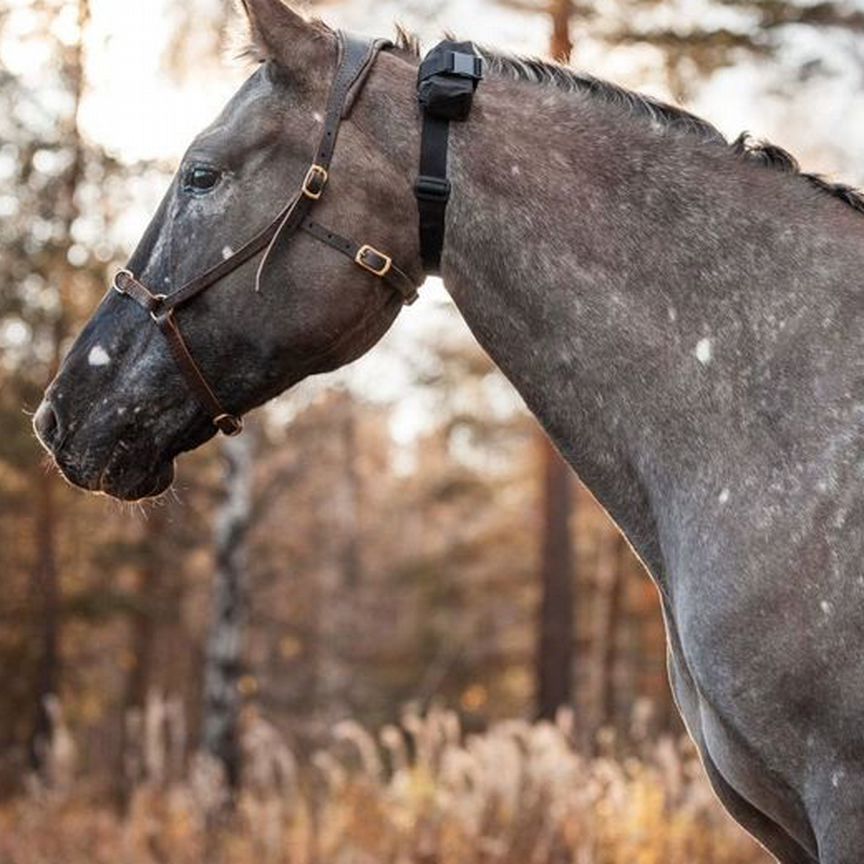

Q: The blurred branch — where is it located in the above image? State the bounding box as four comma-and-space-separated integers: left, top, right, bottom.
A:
717, 0, 864, 31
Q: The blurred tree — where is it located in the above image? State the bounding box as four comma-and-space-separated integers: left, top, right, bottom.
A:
498, 0, 863, 101
310, 391, 362, 726
0, 0, 236, 794
497, 0, 590, 61
202, 428, 257, 791
550, 0, 574, 61
585, 529, 625, 745
535, 435, 574, 720
0, 0, 96, 777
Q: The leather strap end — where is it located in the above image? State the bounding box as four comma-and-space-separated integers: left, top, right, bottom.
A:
214, 414, 244, 436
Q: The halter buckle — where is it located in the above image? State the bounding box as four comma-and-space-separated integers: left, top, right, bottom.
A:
355, 245, 392, 278
112, 268, 134, 295
302, 164, 328, 200
214, 414, 244, 436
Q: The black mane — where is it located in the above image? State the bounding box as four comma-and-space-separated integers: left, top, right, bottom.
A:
394, 28, 864, 216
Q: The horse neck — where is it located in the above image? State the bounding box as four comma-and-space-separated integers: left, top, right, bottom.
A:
434, 76, 864, 579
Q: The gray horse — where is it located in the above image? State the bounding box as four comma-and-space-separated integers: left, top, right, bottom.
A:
32, 1, 864, 859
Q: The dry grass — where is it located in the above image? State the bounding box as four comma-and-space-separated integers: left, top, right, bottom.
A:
0, 705, 771, 864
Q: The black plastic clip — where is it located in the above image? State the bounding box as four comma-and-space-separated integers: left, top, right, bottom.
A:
414, 175, 452, 203
449, 52, 484, 80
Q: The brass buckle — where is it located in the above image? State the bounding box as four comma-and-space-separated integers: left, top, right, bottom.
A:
302, 164, 328, 200
112, 268, 134, 295
214, 414, 244, 436
355, 244, 392, 278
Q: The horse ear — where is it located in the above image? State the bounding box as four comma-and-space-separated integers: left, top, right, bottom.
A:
237, 0, 323, 67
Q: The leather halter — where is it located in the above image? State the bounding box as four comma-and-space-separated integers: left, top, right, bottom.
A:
112, 33, 418, 437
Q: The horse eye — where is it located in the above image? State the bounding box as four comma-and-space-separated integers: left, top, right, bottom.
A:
183, 166, 222, 194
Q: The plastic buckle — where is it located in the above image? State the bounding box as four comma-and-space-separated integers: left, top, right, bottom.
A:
355, 244, 392, 278
450, 52, 483, 79
414, 175, 451, 203
214, 414, 244, 436
302, 164, 328, 200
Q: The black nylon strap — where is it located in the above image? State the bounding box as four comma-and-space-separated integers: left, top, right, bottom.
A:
415, 116, 452, 274
414, 41, 482, 276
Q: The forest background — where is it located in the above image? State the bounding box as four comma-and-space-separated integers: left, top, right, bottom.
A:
1, 0, 862, 861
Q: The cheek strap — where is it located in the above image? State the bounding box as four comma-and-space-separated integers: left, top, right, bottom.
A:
113, 270, 244, 436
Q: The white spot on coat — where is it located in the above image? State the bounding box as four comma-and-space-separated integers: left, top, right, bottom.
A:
820, 600, 833, 615
313, 111, 323, 123
222, 246, 234, 260
511, 164, 521, 176
695, 338, 713, 365
718, 488, 730, 504
88, 345, 111, 366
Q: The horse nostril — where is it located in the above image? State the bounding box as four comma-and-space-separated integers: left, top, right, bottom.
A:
33, 400, 62, 452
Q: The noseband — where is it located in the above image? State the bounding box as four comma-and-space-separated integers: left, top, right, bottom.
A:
112, 33, 418, 436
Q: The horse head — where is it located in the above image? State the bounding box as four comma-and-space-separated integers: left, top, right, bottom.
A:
33, 0, 421, 500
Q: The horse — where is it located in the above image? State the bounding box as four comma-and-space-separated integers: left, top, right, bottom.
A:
32, 0, 864, 859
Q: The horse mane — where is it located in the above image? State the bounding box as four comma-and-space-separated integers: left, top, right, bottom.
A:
394, 27, 864, 216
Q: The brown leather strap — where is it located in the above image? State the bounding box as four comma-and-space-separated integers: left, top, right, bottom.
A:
113, 270, 243, 435
162, 202, 288, 311
156, 313, 243, 436
110, 33, 419, 436
301, 219, 418, 304
255, 194, 304, 293
114, 269, 164, 314
316, 36, 387, 167
254, 35, 389, 292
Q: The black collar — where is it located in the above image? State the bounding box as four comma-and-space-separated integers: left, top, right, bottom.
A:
414, 41, 483, 276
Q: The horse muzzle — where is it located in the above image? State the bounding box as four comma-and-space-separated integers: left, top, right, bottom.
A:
34, 396, 176, 501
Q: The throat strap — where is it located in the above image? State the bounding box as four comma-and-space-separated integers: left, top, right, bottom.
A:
414, 41, 483, 275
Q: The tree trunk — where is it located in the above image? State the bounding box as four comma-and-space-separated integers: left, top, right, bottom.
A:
337, 396, 361, 589
535, 434, 575, 720
28, 470, 60, 774
115, 507, 167, 803
27, 0, 91, 780
202, 429, 255, 791
124, 509, 168, 716
550, 0, 574, 62
313, 393, 362, 726
586, 528, 625, 748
